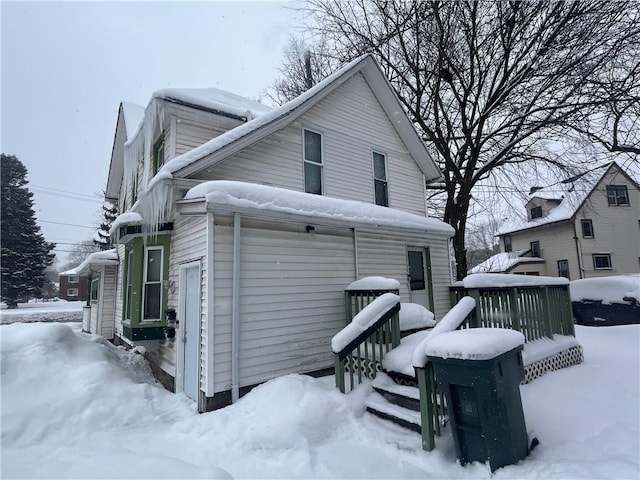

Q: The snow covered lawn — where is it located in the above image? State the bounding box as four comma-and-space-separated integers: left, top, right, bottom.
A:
0, 300, 83, 325
2, 321, 638, 479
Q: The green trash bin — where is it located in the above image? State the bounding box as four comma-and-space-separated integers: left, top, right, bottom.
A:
424, 328, 528, 472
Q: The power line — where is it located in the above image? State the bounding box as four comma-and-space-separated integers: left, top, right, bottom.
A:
39, 219, 95, 229
32, 189, 103, 204
31, 184, 100, 200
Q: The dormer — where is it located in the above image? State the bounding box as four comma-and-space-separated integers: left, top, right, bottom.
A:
525, 196, 563, 221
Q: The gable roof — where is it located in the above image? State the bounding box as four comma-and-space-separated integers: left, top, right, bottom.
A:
105, 102, 145, 201
498, 162, 637, 236
158, 54, 442, 183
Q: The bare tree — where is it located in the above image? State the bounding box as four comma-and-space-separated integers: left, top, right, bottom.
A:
276, 1, 639, 279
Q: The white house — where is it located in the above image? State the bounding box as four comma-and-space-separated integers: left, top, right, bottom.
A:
94, 54, 455, 411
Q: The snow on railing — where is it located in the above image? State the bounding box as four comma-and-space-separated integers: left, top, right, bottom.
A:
332, 293, 401, 393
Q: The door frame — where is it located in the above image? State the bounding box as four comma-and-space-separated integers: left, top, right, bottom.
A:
406, 246, 435, 311
176, 261, 202, 400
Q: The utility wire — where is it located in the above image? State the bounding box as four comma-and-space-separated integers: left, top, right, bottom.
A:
39, 220, 95, 229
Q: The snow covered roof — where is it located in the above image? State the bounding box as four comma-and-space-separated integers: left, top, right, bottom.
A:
158, 54, 442, 183
469, 250, 544, 274
181, 181, 455, 236
121, 102, 145, 139
109, 212, 144, 235
151, 88, 272, 120
498, 163, 613, 235
61, 249, 119, 276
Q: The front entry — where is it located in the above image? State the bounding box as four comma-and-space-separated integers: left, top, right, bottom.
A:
407, 247, 433, 310
180, 264, 200, 401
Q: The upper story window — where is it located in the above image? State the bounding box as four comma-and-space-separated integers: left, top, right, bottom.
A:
606, 185, 629, 206
581, 219, 594, 238
504, 235, 512, 253
557, 259, 570, 279
530, 205, 543, 219
530, 241, 541, 258
372, 152, 388, 207
593, 253, 612, 270
153, 135, 165, 175
67, 275, 79, 284
303, 129, 323, 195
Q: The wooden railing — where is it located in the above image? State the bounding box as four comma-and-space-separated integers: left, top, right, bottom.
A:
450, 284, 575, 342
344, 288, 400, 325
333, 300, 401, 393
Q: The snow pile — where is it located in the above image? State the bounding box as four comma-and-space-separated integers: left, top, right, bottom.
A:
121, 101, 145, 139
345, 276, 400, 291
383, 330, 430, 377
570, 274, 640, 304
0, 301, 84, 325
62, 249, 119, 276
185, 181, 455, 234
399, 303, 435, 331
422, 328, 525, 361
458, 273, 569, 288
1, 320, 639, 478
332, 293, 400, 352
412, 296, 476, 368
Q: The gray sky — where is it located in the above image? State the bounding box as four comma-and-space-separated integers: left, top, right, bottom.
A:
1, 1, 301, 266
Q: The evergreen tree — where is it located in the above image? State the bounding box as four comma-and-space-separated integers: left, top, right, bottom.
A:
94, 194, 117, 251
1, 154, 55, 307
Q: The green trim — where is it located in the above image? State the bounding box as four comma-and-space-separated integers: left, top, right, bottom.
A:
121, 233, 171, 342
123, 324, 167, 341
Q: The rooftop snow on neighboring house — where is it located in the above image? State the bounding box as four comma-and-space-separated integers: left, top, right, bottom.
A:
121, 102, 145, 139
470, 250, 544, 273
498, 164, 611, 235
152, 88, 272, 120
183, 181, 456, 235
61, 249, 119, 276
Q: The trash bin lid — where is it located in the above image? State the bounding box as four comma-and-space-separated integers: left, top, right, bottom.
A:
423, 328, 525, 361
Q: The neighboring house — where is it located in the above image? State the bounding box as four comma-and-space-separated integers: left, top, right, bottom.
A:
58, 273, 88, 301
63, 250, 119, 339
88, 54, 455, 412
493, 162, 639, 279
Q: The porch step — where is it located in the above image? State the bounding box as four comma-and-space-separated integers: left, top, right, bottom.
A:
366, 391, 422, 434
371, 372, 420, 411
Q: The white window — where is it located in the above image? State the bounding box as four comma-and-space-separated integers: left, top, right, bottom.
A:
372, 152, 388, 207
142, 246, 163, 321
593, 254, 612, 270
606, 185, 629, 206
303, 129, 323, 195
67, 288, 79, 297
67, 275, 79, 284
90, 275, 100, 302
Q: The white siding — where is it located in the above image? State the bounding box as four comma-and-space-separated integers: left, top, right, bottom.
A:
211, 216, 356, 392
194, 72, 428, 215
355, 229, 452, 320
100, 265, 117, 339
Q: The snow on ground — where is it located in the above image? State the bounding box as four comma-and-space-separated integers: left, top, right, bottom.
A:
0, 300, 83, 325
1, 319, 638, 479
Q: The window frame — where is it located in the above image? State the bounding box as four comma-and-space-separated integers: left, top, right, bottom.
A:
90, 276, 100, 303
372, 151, 389, 207
581, 219, 594, 238
606, 185, 629, 206
125, 250, 134, 321
153, 135, 165, 175
593, 254, 612, 270
530, 205, 543, 220
303, 128, 324, 195
557, 259, 570, 279
504, 235, 512, 253
530, 241, 541, 258
67, 288, 79, 297
67, 275, 79, 284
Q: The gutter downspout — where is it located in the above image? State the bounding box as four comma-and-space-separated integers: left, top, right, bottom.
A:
231, 212, 241, 403
572, 221, 585, 279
